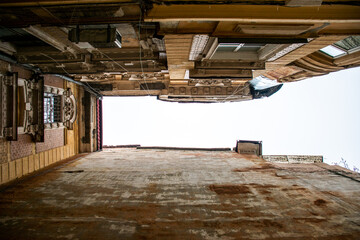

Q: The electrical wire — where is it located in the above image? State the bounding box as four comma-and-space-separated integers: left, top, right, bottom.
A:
40, 53, 71, 75
138, 8, 151, 96
220, 82, 250, 103
94, 48, 129, 72
41, 6, 151, 96
40, 53, 103, 97
95, 48, 151, 96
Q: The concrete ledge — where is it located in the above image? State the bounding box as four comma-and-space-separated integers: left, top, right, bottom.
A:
263, 155, 323, 163
137, 146, 232, 151
103, 145, 141, 148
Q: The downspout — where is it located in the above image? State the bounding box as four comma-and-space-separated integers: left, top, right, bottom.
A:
0, 51, 41, 73
0, 51, 102, 98
53, 74, 103, 99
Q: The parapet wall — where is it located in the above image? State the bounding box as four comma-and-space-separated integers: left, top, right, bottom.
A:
263, 155, 323, 163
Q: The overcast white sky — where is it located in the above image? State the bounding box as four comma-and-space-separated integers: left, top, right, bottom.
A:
103, 67, 360, 170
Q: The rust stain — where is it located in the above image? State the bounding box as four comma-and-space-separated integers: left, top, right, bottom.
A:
248, 183, 277, 195
265, 196, 274, 201
281, 187, 307, 192
258, 189, 271, 194
59, 184, 116, 195
274, 172, 295, 179
209, 184, 251, 195
147, 183, 158, 192
232, 163, 276, 172
209, 183, 278, 196
260, 219, 284, 229
235, 153, 263, 161
233, 162, 329, 175
314, 199, 327, 206
294, 217, 326, 223
248, 183, 277, 188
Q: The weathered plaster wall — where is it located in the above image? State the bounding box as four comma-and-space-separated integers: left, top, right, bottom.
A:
0, 148, 359, 239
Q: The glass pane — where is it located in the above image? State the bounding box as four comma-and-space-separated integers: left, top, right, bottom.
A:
237, 46, 262, 52
53, 96, 62, 122
44, 93, 61, 124
320, 45, 346, 57
216, 45, 237, 52
44, 96, 52, 124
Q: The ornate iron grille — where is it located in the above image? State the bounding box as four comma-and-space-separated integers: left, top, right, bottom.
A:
44, 93, 61, 124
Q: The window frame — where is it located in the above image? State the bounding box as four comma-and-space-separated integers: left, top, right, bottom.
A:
44, 92, 62, 124
319, 36, 360, 59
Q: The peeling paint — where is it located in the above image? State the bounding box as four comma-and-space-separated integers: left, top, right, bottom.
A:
0, 148, 359, 239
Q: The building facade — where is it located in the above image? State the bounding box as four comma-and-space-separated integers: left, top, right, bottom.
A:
0, 0, 359, 183
0, 2, 359, 238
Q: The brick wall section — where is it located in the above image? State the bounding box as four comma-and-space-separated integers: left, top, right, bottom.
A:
36, 129, 64, 153
11, 134, 33, 160
11, 64, 32, 79
1, 60, 31, 79
44, 74, 64, 88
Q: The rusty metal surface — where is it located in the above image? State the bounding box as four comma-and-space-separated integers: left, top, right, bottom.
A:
0, 148, 360, 239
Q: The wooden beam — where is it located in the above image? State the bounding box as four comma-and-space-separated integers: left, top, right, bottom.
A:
285, 0, 322, 7
189, 69, 252, 78
218, 38, 309, 44
333, 50, 360, 66
146, 5, 360, 23
0, 0, 136, 7
266, 35, 347, 69
22, 26, 83, 55
234, 23, 313, 35
0, 41, 16, 55
30, 7, 63, 25
101, 90, 160, 96
195, 60, 265, 69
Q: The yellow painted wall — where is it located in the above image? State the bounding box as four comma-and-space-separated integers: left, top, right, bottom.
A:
0, 145, 75, 185
0, 82, 81, 186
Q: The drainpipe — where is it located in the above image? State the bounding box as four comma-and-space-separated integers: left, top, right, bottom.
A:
53, 74, 102, 99
0, 51, 101, 98
0, 51, 41, 73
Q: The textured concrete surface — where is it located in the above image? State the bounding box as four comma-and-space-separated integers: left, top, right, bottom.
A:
0, 148, 360, 239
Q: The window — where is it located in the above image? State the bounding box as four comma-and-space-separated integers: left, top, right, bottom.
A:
44, 93, 62, 124
320, 36, 360, 58
210, 43, 265, 60
320, 45, 346, 58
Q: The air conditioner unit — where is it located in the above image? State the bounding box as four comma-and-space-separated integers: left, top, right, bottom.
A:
69, 26, 122, 48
